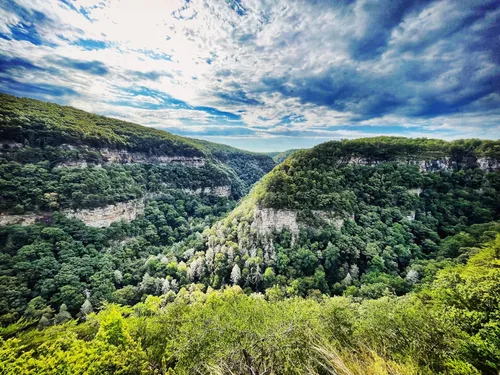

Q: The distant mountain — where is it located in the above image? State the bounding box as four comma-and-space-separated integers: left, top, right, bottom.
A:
266, 149, 300, 163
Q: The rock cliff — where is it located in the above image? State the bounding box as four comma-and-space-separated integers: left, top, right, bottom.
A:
97, 148, 205, 167
345, 156, 500, 172
1, 142, 206, 168
250, 208, 348, 236
251, 208, 299, 235
0, 198, 145, 227
183, 186, 231, 198
65, 198, 145, 227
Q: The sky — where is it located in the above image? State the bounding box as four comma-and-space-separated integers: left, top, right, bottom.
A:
0, 0, 499, 152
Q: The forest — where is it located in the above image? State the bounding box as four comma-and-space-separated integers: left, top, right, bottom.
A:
1, 95, 500, 374
2, 234, 499, 374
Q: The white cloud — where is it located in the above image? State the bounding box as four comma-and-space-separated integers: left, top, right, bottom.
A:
0, 0, 499, 150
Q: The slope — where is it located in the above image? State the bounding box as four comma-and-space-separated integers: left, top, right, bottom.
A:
0, 93, 275, 324
266, 148, 300, 163
175, 137, 500, 297
0, 93, 276, 215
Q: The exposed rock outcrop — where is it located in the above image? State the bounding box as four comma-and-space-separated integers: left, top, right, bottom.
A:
0, 141, 23, 149
250, 208, 348, 236
98, 148, 205, 167
346, 157, 385, 167
477, 157, 500, 172
0, 141, 207, 168
0, 198, 145, 228
54, 150, 205, 168
0, 213, 39, 226
406, 211, 416, 221
55, 160, 92, 168
251, 208, 299, 235
346, 156, 500, 172
183, 186, 231, 197
313, 211, 346, 230
65, 198, 145, 227
407, 188, 422, 196
414, 158, 452, 172
347, 156, 454, 171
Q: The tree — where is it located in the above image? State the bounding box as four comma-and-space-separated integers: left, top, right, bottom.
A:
37, 315, 51, 330
230, 264, 241, 285
161, 279, 170, 294
405, 270, 419, 285
24, 297, 53, 321
262, 267, 276, 289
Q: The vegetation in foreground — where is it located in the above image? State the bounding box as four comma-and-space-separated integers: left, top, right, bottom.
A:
1, 233, 499, 374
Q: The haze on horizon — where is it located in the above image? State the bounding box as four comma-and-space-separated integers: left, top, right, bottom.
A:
0, 0, 499, 152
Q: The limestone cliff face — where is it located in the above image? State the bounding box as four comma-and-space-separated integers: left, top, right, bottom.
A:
46, 145, 205, 168
97, 148, 205, 167
477, 157, 500, 172
0, 198, 145, 228
1, 142, 207, 168
251, 208, 299, 235
64, 198, 145, 227
183, 186, 231, 198
250, 208, 348, 236
345, 156, 500, 172
313, 211, 348, 230
55, 160, 91, 168
0, 213, 39, 226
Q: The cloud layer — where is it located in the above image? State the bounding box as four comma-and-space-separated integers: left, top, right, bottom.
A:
0, 0, 499, 151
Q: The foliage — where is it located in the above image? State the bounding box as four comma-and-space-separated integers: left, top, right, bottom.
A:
266, 149, 300, 163
1, 234, 499, 374
0, 93, 275, 212
1, 95, 500, 373
0, 191, 236, 324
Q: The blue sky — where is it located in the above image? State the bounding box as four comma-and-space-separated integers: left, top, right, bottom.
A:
0, 0, 499, 152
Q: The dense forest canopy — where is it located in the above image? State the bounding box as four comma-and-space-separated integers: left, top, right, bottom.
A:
0, 94, 276, 325
2, 234, 500, 374
1, 95, 500, 374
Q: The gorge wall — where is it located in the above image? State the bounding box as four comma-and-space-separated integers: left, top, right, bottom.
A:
0, 185, 234, 228
64, 198, 145, 227
0, 198, 145, 228
250, 208, 348, 237
183, 186, 231, 198
344, 156, 500, 172
1, 143, 206, 168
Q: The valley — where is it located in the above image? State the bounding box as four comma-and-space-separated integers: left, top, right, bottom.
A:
1, 94, 499, 374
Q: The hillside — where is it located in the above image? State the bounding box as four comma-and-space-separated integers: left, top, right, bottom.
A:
0, 94, 275, 325
1, 99, 500, 374
176, 137, 500, 298
0, 94, 276, 216
266, 149, 300, 163
0, 93, 275, 204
